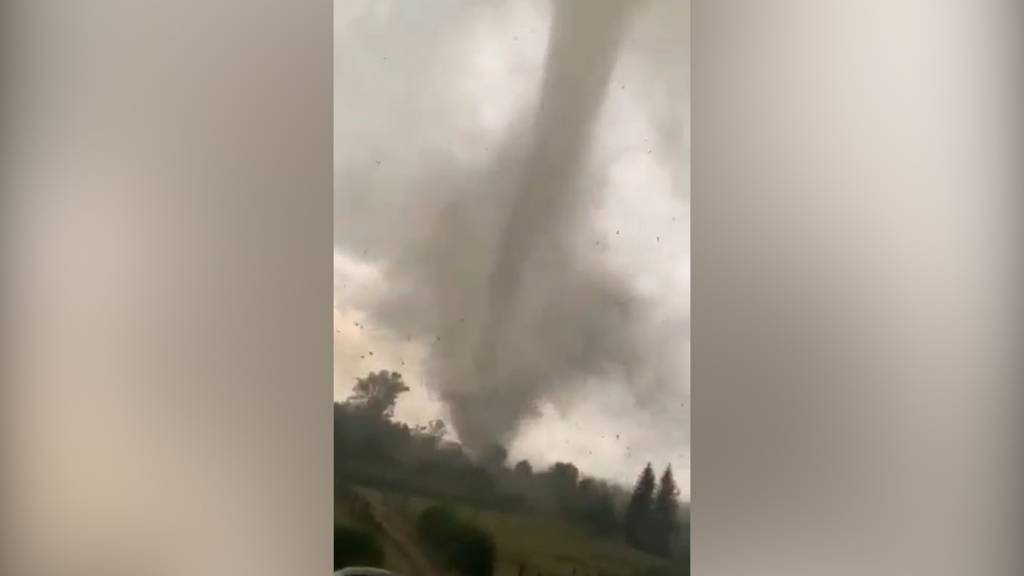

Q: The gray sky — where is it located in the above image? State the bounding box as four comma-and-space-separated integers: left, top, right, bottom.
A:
334, 0, 689, 496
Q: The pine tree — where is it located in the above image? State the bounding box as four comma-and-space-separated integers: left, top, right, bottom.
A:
624, 463, 657, 550
652, 465, 681, 557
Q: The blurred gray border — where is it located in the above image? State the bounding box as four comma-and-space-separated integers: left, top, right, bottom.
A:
693, 1, 1022, 575
2, 1, 333, 575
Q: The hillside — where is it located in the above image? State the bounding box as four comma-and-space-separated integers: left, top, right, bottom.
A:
336, 484, 675, 576
334, 383, 688, 576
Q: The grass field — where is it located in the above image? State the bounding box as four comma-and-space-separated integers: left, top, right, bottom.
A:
336, 484, 670, 576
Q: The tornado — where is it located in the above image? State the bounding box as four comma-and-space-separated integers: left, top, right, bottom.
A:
451, 0, 643, 451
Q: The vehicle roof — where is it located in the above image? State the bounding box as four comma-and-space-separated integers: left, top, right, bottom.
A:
334, 567, 398, 576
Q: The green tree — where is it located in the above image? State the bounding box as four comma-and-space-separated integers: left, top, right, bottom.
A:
347, 370, 409, 419
576, 478, 619, 536
624, 463, 657, 551
652, 465, 681, 557
547, 462, 581, 514
417, 505, 496, 576
333, 525, 383, 570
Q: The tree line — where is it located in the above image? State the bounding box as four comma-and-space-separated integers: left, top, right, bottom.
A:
625, 463, 682, 558
335, 369, 687, 560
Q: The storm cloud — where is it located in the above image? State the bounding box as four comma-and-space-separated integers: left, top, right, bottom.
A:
335, 0, 689, 488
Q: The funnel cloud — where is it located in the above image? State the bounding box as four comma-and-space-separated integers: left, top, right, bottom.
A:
335, 0, 689, 489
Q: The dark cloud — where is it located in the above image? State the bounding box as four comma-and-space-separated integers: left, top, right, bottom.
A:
336, 0, 689, 466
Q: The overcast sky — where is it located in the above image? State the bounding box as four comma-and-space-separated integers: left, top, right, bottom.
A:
334, 0, 689, 496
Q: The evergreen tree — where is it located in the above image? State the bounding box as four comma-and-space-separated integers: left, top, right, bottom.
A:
652, 465, 681, 557
624, 463, 657, 550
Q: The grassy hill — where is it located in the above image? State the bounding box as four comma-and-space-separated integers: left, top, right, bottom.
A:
333, 400, 687, 576
336, 483, 674, 576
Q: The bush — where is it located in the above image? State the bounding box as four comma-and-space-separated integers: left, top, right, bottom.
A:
334, 525, 384, 570
417, 505, 496, 576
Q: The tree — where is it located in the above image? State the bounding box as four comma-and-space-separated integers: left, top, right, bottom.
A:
334, 525, 383, 570
347, 370, 409, 419
513, 459, 533, 476
425, 419, 447, 439
652, 465, 681, 557
413, 418, 448, 450
624, 463, 657, 551
417, 505, 496, 576
576, 478, 619, 536
548, 462, 580, 487
481, 443, 509, 470
547, 462, 581, 513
